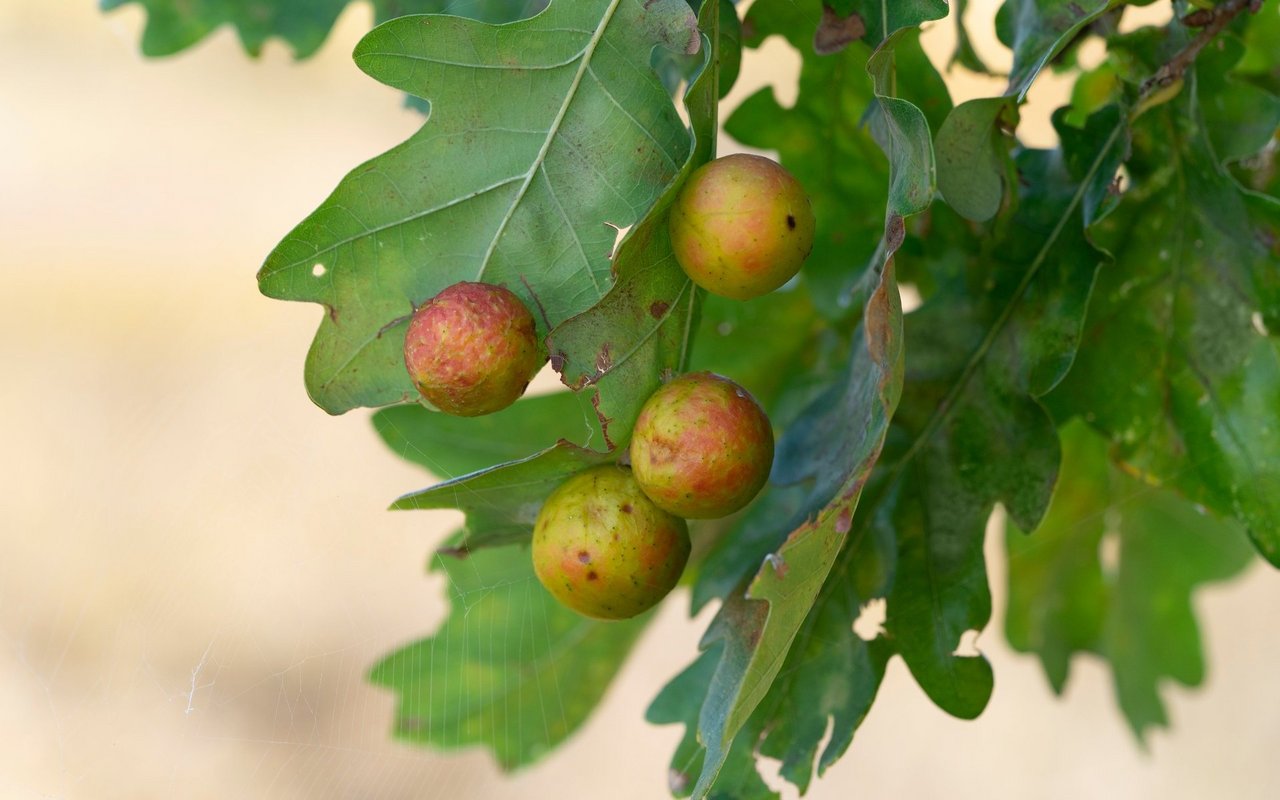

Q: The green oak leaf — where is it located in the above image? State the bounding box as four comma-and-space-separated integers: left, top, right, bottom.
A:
1006, 420, 1254, 739
997, 0, 1115, 100
1237, 0, 1280, 95
879, 107, 1127, 718
1197, 36, 1280, 164
688, 289, 821, 410
1047, 77, 1280, 565
671, 247, 901, 799
654, 23, 930, 795
948, 0, 996, 74
369, 537, 649, 769
701, 108, 1128, 791
726, 0, 950, 318
941, 0, 1139, 223
844, 0, 949, 46
102, 0, 548, 58
934, 97, 1018, 222
654, 0, 741, 101
646, 648, 776, 800
390, 442, 612, 551
372, 390, 604, 479
258, 0, 700, 414
547, 0, 720, 449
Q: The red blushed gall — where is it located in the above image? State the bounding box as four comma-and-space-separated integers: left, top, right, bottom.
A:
630, 372, 774, 519
532, 465, 690, 620
403, 281, 543, 417
668, 153, 815, 301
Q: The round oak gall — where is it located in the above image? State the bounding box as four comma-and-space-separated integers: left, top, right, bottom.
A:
629, 371, 774, 519
403, 281, 542, 417
668, 153, 815, 301
532, 465, 690, 620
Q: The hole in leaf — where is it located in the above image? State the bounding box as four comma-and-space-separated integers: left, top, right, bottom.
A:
952, 628, 982, 658
852, 597, 886, 641
724, 33, 801, 112
312, 263, 326, 277
604, 222, 632, 260
899, 282, 923, 313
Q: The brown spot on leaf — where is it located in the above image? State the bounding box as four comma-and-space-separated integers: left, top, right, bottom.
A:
596, 343, 613, 374
591, 391, 617, 450
437, 544, 472, 560
835, 506, 853, 534
549, 350, 567, 373
649, 300, 670, 318
814, 4, 865, 55
883, 213, 906, 253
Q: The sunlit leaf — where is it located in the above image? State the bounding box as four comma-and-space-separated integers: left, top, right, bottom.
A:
258, 0, 700, 413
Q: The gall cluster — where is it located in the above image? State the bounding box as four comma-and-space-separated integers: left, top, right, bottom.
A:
403, 154, 814, 620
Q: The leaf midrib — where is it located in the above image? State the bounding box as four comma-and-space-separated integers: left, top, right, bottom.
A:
475, 0, 625, 290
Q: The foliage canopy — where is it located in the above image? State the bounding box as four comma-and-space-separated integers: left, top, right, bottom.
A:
107, 0, 1280, 795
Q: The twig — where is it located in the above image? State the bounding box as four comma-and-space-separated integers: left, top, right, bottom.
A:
1139, 0, 1261, 100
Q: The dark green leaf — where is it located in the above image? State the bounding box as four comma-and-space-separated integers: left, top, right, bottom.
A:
934, 97, 1018, 222
846, 0, 948, 45
372, 390, 603, 478
1006, 420, 1254, 738
547, 0, 721, 448
680, 165, 903, 800
864, 32, 941, 218
391, 442, 612, 550
878, 108, 1126, 717
102, 0, 548, 58
1197, 36, 1280, 163
646, 648, 776, 800
655, 21, 933, 794
258, 0, 700, 413
998, 0, 1113, 99
1237, 0, 1280, 94
687, 289, 820, 408
948, 0, 996, 74
654, 0, 741, 100
1047, 77, 1280, 565
370, 540, 649, 769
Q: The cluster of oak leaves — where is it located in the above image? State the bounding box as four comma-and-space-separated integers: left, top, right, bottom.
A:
403, 154, 815, 619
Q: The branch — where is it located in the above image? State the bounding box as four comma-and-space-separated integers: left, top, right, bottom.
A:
1139, 0, 1261, 100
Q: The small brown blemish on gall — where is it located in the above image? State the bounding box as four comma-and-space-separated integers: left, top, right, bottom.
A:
578, 550, 591, 564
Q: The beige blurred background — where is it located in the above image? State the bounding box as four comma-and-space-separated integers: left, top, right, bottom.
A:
1, 1, 1277, 798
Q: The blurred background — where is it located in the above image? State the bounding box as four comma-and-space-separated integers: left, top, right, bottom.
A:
1, 1, 1277, 798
